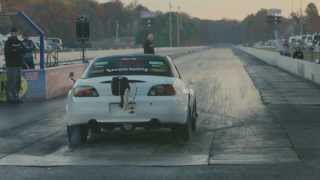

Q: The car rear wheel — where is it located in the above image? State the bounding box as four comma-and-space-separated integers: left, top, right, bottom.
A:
173, 107, 192, 142
67, 125, 88, 148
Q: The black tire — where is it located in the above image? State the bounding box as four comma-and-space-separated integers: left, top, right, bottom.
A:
67, 125, 88, 148
173, 107, 192, 142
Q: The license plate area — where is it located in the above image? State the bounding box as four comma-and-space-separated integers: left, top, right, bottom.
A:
109, 102, 136, 117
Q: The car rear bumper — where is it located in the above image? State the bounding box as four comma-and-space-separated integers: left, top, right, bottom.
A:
66, 96, 188, 126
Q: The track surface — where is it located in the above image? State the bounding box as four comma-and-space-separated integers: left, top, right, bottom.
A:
1, 48, 320, 179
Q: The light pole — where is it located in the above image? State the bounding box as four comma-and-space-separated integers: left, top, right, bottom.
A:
299, 0, 303, 35
169, 2, 173, 47
176, 6, 181, 47
0, 0, 4, 13
115, 20, 119, 42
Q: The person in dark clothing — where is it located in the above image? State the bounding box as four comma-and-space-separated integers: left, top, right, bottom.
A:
143, 33, 155, 55
22, 34, 36, 69
293, 47, 304, 60
4, 27, 25, 104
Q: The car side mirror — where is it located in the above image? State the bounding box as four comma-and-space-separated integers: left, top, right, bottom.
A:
69, 72, 76, 84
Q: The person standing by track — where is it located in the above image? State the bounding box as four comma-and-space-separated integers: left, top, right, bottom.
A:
4, 27, 25, 104
22, 34, 36, 69
143, 33, 155, 55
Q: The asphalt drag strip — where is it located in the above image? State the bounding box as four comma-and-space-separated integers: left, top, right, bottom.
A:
176, 48, 299, 165
0, 48, 301, 167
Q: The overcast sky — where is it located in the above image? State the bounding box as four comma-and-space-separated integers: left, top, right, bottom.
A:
96, 0, 320, 20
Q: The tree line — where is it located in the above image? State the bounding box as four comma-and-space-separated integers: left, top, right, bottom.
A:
0, 0, 319, 47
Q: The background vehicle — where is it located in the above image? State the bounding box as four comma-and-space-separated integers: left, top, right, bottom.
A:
47, 37, 63, 50
30, 36, 63, 52
304, 34, 314, 49
66, 55, 198, 147
289, 35, 303, 48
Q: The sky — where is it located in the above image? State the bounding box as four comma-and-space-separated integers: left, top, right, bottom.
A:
96, 0, 320, 20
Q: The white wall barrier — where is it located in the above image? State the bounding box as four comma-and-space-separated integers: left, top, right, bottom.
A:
237, 46, 320, 85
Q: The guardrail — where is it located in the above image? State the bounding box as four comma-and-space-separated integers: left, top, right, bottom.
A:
236, 46, 320, 86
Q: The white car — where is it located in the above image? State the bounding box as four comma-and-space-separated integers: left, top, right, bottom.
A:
47, 37, 63, 50
66, 55, 198, 147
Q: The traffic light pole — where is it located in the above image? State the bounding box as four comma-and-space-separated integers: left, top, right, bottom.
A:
116, 20, 119, 42
273, 26, 282, 50
81, 40, 86, 63
176, 6, 181, 47
169, 3, 173, 47
299, 0, 303, 35
267, 9, 283, 54
76, 16, 90, 64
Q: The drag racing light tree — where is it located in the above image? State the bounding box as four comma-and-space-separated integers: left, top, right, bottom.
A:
267, 9, 282, 29
140, 10, 156, 41
76, 16, 90, 63
267, 9, 282, 50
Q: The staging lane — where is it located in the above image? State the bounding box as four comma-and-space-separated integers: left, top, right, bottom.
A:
0, 48, 300, 166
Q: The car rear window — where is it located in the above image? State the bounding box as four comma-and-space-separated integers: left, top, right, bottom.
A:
84, 56, 174, 78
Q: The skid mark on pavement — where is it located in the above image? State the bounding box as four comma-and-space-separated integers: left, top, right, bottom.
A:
184, 49, 300, 164
0, 130, 213, 166
0, 116, 65, 160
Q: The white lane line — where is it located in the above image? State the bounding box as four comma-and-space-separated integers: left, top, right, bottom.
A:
209, 147, 300, 165
0, 154, 209, 167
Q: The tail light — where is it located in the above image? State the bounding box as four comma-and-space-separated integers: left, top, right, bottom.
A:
73, 86, 99, 97
148, 84, 176, 96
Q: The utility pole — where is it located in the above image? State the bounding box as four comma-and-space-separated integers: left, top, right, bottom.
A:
299, 0, 303, 35
115, 20, 120, 42
169, 2, 173, 47
0, 0, 4, 13
299, 0, 302, 16
176, 6, 181, 47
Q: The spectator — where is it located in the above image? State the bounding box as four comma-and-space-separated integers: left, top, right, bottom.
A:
4, 27, 25, 104
293, 47, 304, 60
281, 39, 290, 57
143, 33, 155, 55
22, 34, 36, 69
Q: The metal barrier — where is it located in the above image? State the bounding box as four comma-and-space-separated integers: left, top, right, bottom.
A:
46, 48, 60, 67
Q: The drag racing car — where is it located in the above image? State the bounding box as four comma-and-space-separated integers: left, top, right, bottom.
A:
66, 54, 197, 147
